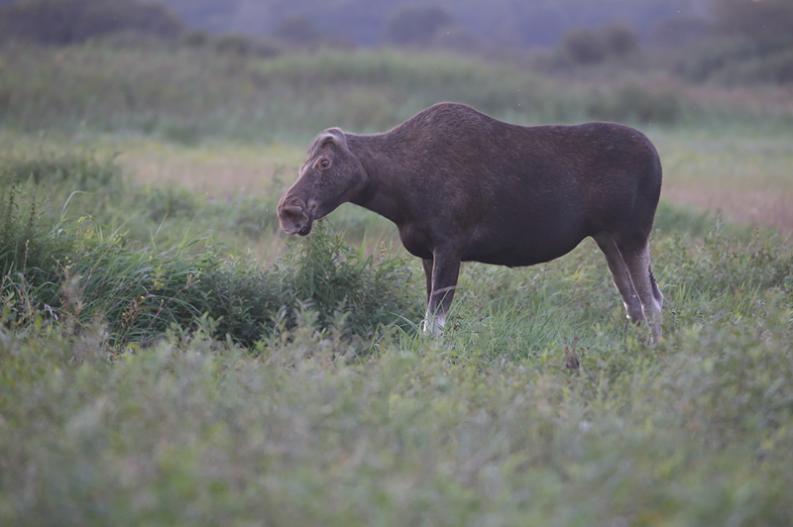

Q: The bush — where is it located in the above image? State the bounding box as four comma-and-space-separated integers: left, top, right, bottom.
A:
603, 25, 639, 56
562, 28, 607, 65
0, 0, 183, 45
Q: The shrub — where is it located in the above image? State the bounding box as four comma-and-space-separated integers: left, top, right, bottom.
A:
603, 25, 639, 56
562, 28, 608, 65
0, 0, 183, 45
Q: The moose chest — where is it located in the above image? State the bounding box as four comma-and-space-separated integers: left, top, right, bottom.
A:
398, 223, 434, 260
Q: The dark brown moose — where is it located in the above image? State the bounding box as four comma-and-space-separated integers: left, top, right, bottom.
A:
278, 102, 663, 340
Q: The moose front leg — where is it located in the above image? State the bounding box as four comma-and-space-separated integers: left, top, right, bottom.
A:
422, 258, 433, 303
422, 249, 461, 336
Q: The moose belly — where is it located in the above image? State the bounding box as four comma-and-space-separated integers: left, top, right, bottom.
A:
462, 217, 590, 267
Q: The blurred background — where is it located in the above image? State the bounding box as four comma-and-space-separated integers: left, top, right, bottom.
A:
0, 0, 791, 228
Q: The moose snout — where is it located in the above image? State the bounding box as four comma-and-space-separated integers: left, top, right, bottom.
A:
277, 199, 313, 236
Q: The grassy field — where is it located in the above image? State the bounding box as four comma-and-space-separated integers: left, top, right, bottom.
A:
1, 42, 793, 526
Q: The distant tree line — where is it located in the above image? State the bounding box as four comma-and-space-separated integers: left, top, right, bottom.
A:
0, 0, 182, 45
159, 0, 696, 49
0, 0, 790, 84
713, 0, 793, 39
4, 0, 792, 51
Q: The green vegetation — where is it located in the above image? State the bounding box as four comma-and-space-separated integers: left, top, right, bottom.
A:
675, 35, 793, 84
1, 142, 792, 525
1, 11, 793, 523
0, 155, 419, 345
1, 43, 791, 145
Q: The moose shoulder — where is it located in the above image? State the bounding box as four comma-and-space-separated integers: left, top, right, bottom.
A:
278, 102, 663, 340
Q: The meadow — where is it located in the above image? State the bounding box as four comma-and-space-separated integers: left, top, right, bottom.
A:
1, 41, 792, 526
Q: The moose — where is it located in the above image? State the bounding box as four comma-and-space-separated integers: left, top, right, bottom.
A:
278, 102, 663, 340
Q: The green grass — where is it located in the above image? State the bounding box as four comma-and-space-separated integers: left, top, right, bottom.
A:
0, 155, 421, 346
2, 43, 793, 525
2, 43, 792, 143
0, 144, 792, 526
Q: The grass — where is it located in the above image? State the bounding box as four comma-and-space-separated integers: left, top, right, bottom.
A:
1, 43, 792, 143
2, 312, 792, 526
1, 42, 793, 525
0, 142, 792, 526
653, 126, 793, 231
0, 155, 421, 346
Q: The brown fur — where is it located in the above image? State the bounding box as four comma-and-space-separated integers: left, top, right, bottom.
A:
278, 102, 663, 339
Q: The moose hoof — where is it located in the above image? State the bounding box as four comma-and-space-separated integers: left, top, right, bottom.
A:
421, 314, 445, 337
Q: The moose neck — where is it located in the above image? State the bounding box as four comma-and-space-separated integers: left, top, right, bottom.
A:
346, 133, 407, 226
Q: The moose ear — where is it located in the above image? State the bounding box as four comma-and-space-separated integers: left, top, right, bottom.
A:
319, 127, 347, 149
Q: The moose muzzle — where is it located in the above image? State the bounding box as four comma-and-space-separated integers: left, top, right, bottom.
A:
277, 199, 313, 236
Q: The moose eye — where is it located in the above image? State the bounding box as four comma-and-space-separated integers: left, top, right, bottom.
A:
317, 158, 331, 170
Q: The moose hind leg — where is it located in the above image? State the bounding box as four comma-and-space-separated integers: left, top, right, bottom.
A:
595, 235, 644, 323
622, 243, 663, 342
649, 265, 664, 309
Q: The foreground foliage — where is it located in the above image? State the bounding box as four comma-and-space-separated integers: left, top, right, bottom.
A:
0, 154, 420, 345
0, 146, 792, 525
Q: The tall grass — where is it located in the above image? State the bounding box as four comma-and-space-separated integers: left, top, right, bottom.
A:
0, 193, 791, 525
0, 153, 420, 345
1, 45, 793, 524
2, 43, 791, 143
